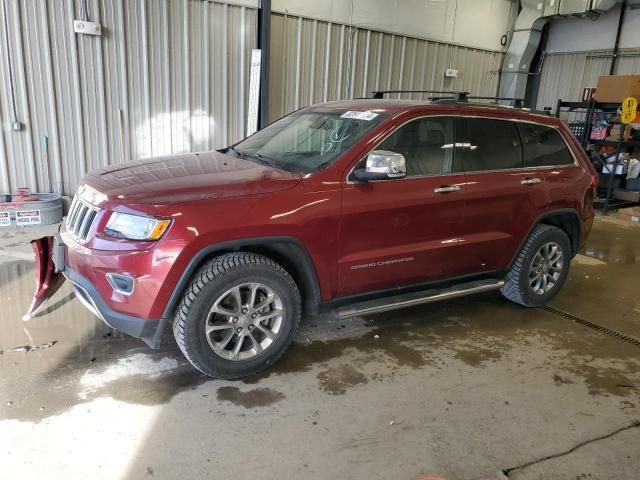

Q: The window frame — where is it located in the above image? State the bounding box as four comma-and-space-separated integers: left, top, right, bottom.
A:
456, 116, 579, 175
346, 114, 579, 184
346, 114, 461, 184
517, 121, 576, 169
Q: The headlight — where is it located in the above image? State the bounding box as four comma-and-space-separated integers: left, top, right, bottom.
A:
105, 212, 171, 241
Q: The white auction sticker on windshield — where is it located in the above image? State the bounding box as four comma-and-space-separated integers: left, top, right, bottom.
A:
340, 110, 379, 121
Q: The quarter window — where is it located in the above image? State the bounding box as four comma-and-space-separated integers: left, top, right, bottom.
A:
457, 118, 523, 172
377, 117, 455, 177
520, 123, 574, 167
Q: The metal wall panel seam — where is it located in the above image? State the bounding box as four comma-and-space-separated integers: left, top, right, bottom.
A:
204, 0, 211, 149
398, 36, 406, 97
293, 16, 302, 110
23, 0, 46, 190
38, 0, 62, 193
222, 2, 228, 142
11, 0, 37, 191
308, 19, 317, 105
374, 31, 382, 91
322, 22, 331, 102
348, 25, 357, 100
93, 1, 109, 174
65, 0, 85, 189
385, 35, 394, 96
239, 6, 247, 137
336, 24, 345, 100
117, 0, 129, 164
408, 38, 417, 96
361, 29, 371, 98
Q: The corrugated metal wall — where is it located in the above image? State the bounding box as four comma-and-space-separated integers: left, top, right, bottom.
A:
269, 12, 504, 121
536, 48, 640, 111
1, 1, 506, 196
0, 0, 257, 195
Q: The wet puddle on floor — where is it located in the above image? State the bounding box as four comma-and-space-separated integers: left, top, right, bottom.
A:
216, 386, 286, 408
1, 216, 640, 423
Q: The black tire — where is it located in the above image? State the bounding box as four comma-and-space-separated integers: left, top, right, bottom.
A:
501, 224, 572, 307
173, 252, 301, 379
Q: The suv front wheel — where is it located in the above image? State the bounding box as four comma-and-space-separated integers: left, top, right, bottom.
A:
173, 252, 301, 379
501, 224, 572, 307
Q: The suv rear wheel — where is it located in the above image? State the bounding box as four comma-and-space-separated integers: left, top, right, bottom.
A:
173, 252, 301, 379
501, 224, 571, 307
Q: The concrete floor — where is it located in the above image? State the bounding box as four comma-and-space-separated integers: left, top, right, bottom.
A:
1, 215, 639, 480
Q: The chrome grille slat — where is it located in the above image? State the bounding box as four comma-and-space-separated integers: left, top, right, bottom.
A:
68, 197, 82, 226
73, 205, 88, 236
65, 194, 100, 242
80, 209, 97, 239
75, 205, 89, 236
67, 196, 79, 220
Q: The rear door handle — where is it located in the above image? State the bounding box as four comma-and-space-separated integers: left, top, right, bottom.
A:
434, 185, 461, 193
521, 178, 541, 185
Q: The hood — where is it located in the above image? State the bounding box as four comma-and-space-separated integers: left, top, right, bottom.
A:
82, 151, 302, 206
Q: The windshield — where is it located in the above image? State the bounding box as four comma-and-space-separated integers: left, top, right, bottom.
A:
227, 108, 387, 173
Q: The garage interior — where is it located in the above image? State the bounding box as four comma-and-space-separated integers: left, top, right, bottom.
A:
1, 0, 640, 479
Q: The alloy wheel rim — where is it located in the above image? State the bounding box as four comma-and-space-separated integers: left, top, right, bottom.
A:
529, 242, 564, 295
205, 282, 284, 361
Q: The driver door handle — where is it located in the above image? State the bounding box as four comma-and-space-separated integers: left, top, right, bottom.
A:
434, 185, 461, 194
521, 178, 541, 185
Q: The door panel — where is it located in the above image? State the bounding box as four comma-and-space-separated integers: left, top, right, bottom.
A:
338, 115, 469, 296
458, 170, 549, 272
454, 117, 549, 273
338, 175, 469, 296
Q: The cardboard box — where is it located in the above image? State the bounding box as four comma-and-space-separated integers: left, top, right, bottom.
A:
594, 75, 640, 103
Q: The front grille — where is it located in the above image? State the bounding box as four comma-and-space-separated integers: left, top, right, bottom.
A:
66, 195, 100, 241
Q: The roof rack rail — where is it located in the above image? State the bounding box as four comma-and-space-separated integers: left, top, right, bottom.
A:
370, 90, 526, 108
469, 96, 525, 108
370, 90, 469, 101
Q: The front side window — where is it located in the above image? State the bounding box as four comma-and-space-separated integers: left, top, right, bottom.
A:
229, 108, 387, 173
377, 117, 455, 177
520, 123, 574, 167
457, 118, 523, 172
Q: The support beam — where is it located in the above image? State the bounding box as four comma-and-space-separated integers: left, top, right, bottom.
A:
257, 0, 271, 129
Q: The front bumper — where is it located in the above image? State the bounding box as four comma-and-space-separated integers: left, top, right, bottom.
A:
47, 231, 168, 349
63, 266, 165, 348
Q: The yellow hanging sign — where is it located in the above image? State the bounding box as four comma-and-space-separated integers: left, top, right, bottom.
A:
621, 96, 638, 124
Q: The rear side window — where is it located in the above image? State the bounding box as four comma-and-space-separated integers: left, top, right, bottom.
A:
456, 118, 522, 172
519, 123, 574, 167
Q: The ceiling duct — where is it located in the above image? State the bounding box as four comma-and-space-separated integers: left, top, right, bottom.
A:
498, 0, 549, 100
499, 0, 621, 100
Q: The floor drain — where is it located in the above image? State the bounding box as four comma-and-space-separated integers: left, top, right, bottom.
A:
541, 305, 640, 348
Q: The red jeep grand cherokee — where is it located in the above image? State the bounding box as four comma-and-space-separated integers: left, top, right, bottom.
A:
28, 98, 597, 378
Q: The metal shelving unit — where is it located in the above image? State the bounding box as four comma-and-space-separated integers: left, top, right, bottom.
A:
556, 99, 640, 214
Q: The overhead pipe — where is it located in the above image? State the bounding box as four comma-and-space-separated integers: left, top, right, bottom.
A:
499, 0, 622, 100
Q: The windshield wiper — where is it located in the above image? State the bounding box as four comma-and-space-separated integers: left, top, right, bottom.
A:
241, 152, 281, 170
224, 146, 242, 157
225, 146, 282, 170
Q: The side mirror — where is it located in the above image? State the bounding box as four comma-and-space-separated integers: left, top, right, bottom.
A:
352, 150, 407, 182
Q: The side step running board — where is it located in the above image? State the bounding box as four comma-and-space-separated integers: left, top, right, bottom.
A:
336, 279, 505, 320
